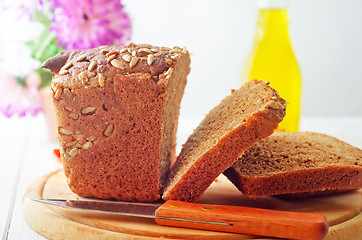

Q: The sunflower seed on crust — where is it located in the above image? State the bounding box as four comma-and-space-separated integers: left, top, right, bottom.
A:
138, 48, 152, 56
155, 51, 163, 57
69, 113, 79, 120
267, 101, 279, 110
98, 73, 105, 87
129, 57, 139, 68
137, 44, 152, 48
110, 59, 125, 70
164, 68, 173, 77
86, 136, 98, 142
81, 106, 97, 115
76, 55, 86, 62
79, 71, 89, 86
160, 47, 171, 51
69, 147, 79, 157
100, 49, 109, 55
122, 54, 132, 62
169, 49, 181, 54
59, 69, 69, 75
166, 58, 173, 66
54, 88, 63, 100
64, 106, 73, 112
103, 123, 114, 137
88, 61, 97, 71
147, 54, 155, 66
151, 48, 159, 53
65, 141, 78, 147
62, 62, 73, 70
106, 51, 120, 57
107, 54, 116, 62
59, 127, 73, 135
82, 141, 93, 150
120, 48, 128, 53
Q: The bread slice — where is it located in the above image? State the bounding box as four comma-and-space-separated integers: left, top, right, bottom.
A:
162, 80, 287, 202
224, 132, 362, 198
42, 43, 190, 202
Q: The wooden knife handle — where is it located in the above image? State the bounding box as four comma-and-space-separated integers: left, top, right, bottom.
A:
155, 200, 328, 240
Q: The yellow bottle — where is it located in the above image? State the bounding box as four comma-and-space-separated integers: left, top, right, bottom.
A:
242, 0, 301, 132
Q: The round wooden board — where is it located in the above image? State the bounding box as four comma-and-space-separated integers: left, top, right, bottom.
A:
22, 170, 362, 240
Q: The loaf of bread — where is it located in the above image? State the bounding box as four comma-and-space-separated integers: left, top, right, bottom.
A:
163, 80, 287, 202
224, 132, 362, 198
42, 43, 190, 202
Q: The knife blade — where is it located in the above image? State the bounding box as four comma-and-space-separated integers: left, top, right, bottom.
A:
30, 198, 328, 240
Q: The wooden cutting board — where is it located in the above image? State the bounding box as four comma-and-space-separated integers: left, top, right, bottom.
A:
22, 170, 362, 240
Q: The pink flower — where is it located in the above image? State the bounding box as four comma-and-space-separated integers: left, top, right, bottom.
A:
50, 0, 131, 50
0, 68, 41, 117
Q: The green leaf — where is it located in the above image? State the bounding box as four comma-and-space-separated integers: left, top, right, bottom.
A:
37, 68, 53, 89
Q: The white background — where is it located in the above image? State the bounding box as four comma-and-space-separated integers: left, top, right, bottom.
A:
123, 0, 362, 118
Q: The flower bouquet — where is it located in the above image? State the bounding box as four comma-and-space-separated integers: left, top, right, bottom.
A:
0, 0, 131, 117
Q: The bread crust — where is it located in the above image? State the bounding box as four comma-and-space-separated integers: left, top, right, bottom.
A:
45, 43, 190, 202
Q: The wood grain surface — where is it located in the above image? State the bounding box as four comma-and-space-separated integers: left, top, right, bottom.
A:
22, 170, 362, 240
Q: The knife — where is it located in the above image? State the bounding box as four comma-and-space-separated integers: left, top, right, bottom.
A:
31, 198, 328, 240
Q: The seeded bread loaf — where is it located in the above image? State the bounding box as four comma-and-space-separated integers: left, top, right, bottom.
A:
42, 43, 190, 202
224, 132, 362, 198
162, 80, 287, 202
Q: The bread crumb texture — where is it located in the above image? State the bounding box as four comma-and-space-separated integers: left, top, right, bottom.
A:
163, 80, 287, 202
224, 131, 362, 198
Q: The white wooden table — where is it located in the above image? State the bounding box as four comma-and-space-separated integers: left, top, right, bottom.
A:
1, 114, 361, 240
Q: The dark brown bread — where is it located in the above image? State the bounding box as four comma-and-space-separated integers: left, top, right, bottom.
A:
42, 43, 190, 202
163, 80, 287, 202
224, 132, 362, 198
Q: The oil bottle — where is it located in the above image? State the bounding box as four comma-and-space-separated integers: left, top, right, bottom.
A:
242, 0, 301, 132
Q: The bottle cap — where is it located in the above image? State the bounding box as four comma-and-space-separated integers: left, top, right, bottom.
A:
258, 0, 288, 9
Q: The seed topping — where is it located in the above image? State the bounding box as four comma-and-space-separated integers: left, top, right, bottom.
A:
129, 57, 139, 68
78, 71, 89, 86
65, 141, 78, 147
86, 136, 98, 142
110, 59, 125, 70
54, 88, 63, 100
81, 106, 97, 115
107, 54, 116, 62
62, 62, 73, 70
100, 49, 109, 55
147, 54, 155, 66
88, 61, 97, 71
122, 54, 132, 62
267, 101, 280, 110
98, 73, 105, 87
68, 147, 79, 157
155, 51, 163, 57
69, 113, 79, 120
82, 141, 93, 150
138, 48, 152, 56
137, 44, 152, 48
103, 123, 114, 137
106, 50, 120, 57
59, 127, 73, 135
169, 49, 181, 54
59, 69, 69, 75
166, 58, 173, 66
76, 55, 86, 62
